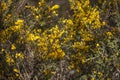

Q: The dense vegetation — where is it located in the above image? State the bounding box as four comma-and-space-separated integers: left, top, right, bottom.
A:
0, 0, 120, 80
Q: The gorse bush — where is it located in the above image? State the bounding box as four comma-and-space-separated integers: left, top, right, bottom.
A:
0, 0, 120, 80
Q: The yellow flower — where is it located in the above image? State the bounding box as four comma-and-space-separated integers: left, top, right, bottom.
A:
102, 21, 106, 26
13, 68, 19, 73
37, 29, 41, 33
1, 48, 5, 52
38, 2, 42, 6
50, 39, 53, 43
68, 63, 74, 70
15, 53, 24, 59
1, 2, 7, 11
76, 68, 80, 73
25, 5, 31, 8
98, 72, 103, 77
81, 58, 85, 64
34, 7, 38, 12
11, 44, 16, 50
69, 0, 73, 2
52, 11, 58, 16
67, 19, 73, 25
91, 77, 95, 80
60, 51, 65, 58
51, 71, 56, 75
6, 53, 14, 64
27, 34, 40, 41
43, 69, 48, 75
51, 4, 60, 11
6, 58, 14, 64
15, 73, 19, 77
96, 43, 100, 47
14, 25, 21, 30
106, 31, 113, 39
93, 70, 97, 74
35, 15, 39, 19
116, 52, 119, 56
106, 32, 112, 36
15, 19, 24, 25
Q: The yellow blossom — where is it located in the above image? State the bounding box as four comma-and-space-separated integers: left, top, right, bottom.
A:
81, 58, 85, 64
15, 19, 24, 25
68, 63, 74, 70
1, 2, 7, 11
116, 52, 119, 56
15, 53, 24, 59
6, 53, 14, 64
51, 4, 60, 11
69, 0, 73, 2
50, 39, 53, 43
106, 31, 113, 39
34, 7, 38, 12
35, 15, 39, 19
25, 5, 31, 8
51, 71, 56, 75
13, 68, 19, 73
47, 15, 51, 18
11, 44, 16, 50
43, 69, 48, 75
1, 48, 5, 52
93, 70, 97, 74
96, 43, 100, 47
62, 19, 67, 23
13, 25, 21, 31
52, 11, 58, 16
15, 73, 19, 77
91, 77, 95, 80
60, 51, 65, 58
27, 33, 40, 41
98, 72, 103, 77
102, 21, 106, 26
76, 68, 80, 73
37, 29, 41, 33
6, 58, 14, 64
67, 19, 73, 25
106, 32, 112, 36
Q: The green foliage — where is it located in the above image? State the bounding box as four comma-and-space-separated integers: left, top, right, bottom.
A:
0, 0, 120, 80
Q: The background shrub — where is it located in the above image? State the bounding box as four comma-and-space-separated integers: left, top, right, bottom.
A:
0, 0, 120, 80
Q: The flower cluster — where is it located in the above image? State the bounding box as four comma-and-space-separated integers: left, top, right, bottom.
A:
0, 0, 120, 79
